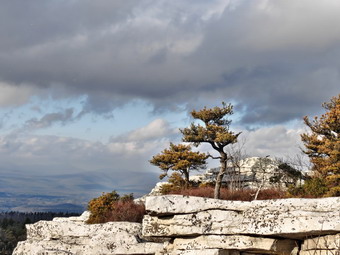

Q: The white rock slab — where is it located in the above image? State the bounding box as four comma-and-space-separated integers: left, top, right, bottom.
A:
13, 219, 164, 255
27, 220, 142, 241
158, 249, 238, 255
13, 239, 164, 255
170, 235, 297, 255
143, 196, 340, 238
145, 195, 340, 215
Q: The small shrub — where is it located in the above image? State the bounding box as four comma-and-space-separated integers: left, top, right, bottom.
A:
87, 191, 145, 224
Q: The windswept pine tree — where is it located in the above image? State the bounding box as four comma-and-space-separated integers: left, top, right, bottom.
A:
301, 93, 340, 196
150, 143, 207, 186
180, 102, 240, 199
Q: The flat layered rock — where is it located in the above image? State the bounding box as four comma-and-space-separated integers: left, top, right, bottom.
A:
13, 219, 164, 255
14, 239, 164, 255
27, 220, 141, 241
158, 249, 239, 255
143, 196, 340, 239
145, 195, 340, 216
166, 235, 297, 255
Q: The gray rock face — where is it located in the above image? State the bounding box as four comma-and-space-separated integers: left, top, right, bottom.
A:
143, 195, 340, 238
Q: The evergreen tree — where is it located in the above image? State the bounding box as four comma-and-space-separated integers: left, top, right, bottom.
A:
301, 94, 340, 196
180, 102, 240, 198
150, 143, 207, 186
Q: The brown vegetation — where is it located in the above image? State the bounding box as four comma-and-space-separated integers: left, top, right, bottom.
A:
87, 191, 145, 224
166, 186, 287, 201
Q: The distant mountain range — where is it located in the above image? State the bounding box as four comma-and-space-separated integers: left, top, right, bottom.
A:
0, 192, 85, 213
0, 169, 158, 213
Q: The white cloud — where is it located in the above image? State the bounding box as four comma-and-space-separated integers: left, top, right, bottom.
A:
126, 119, 175, 142
0, 118, 181, 203
241, 125, 305, 159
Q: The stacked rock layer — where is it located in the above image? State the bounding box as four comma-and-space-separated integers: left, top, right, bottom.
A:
14, 195, 340, 255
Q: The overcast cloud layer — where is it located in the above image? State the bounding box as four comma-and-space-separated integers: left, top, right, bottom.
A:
1, 0, 339, 121
0, 0, 339, 210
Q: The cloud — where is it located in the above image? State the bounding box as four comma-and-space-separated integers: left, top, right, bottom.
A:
1, 1, 338, 125
126, 119, 176, 142
24, 108, 74, 129
108, 118, 179, 155
241, 125, 306, 159
0, 118, 180, 204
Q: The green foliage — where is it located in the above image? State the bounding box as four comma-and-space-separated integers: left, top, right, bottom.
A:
287, 177, 329, 198
0, 220, 26, 254
87, 191, 145, 224
303, 177, 329, 197
269, 162, 306, 187
150, 143, 207, 185
0, 212, 76, 255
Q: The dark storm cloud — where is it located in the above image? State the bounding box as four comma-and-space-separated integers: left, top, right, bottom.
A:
0, 0, 339, 125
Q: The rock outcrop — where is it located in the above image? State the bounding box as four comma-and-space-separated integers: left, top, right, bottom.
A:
143, 195, 340, 238
13, 211, 164, 255
14, 195, 340, 255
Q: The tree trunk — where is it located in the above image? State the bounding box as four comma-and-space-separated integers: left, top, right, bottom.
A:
214, 154, 227, 199
184, 170, 190, 188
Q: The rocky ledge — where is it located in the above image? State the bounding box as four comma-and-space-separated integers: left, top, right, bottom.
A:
13, 195, 340, 255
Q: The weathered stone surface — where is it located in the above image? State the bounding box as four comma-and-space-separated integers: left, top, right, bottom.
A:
13, 214, 164, 255
14, 239, 164, 255
27, 220, 142, 241
169, 235, 297, 255
143, 196, 340, 238
145, 195, 340, 215
158, 249, 238, 255
145, 195, 248, 215
13, 196, 340, 254
302, 234, 340, 250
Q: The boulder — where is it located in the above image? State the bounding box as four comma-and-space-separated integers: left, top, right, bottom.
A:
143, 195, 340, 238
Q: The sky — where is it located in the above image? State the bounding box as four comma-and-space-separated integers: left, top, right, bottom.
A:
0, 0, 339, 210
